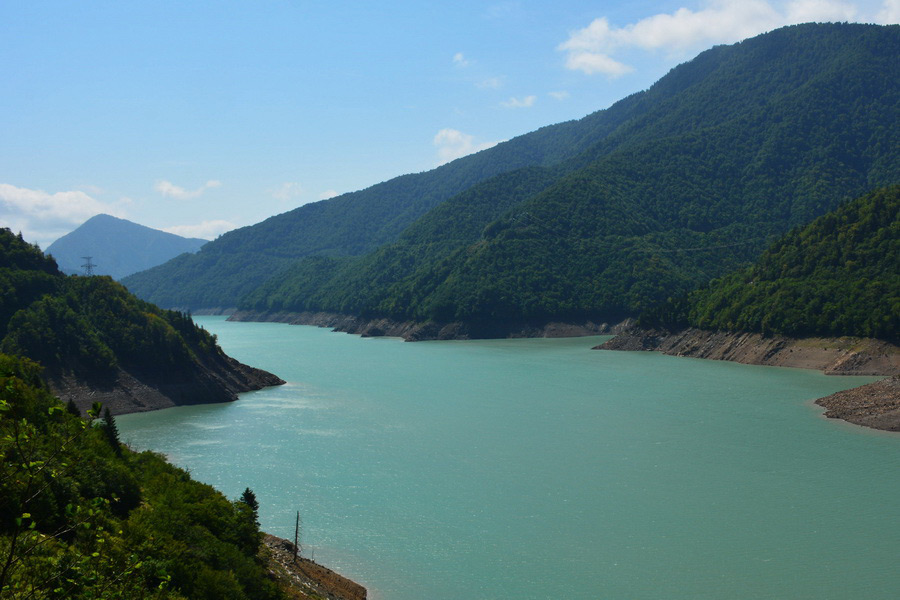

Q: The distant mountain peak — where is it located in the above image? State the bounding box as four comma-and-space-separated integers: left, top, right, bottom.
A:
46, 215, 207, 280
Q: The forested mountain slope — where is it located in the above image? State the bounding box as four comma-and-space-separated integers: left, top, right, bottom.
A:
46, 213, 206, 280
121, 70, 655, 309
0, 228, 282, 414
239, 23, 900, 331
649, 185, 899, 341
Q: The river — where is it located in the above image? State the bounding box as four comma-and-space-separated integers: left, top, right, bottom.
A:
117, 316, 899, 599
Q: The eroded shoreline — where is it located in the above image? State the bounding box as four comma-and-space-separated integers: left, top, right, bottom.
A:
598, 327, 900, 431
227, 309, 631, 340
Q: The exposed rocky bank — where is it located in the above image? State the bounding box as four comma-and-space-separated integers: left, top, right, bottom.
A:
599, 327, 899, 432
48, 349, 284, 416
262, 534, 367, 600
228, 309, 631, 340
814, 376, 900, 432
599, 327, 899, 375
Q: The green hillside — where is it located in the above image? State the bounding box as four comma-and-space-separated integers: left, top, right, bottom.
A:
0, 353, 283, 599
241, 23, 900, 329
650, 185, 899, 341
121, 74, 653, 309
0, 228, 280, 409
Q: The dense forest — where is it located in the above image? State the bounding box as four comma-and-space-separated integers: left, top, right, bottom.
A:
641, 186, 899, 341
0, 228, 281, 413
0, 352, 283, 599
238, 24, 899, 328
0, 229, 301, 598
125, 24, 899, 313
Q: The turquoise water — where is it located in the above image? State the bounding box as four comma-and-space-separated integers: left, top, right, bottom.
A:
118, 317, 899, 600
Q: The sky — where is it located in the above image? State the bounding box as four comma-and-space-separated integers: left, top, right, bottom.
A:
2, 0, 898, 249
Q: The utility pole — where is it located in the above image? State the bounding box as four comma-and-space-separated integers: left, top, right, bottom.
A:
81, 256, 96, 276
293, 511, 302, 563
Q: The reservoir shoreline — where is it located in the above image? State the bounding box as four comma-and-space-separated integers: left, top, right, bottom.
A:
598, 326, 900, 431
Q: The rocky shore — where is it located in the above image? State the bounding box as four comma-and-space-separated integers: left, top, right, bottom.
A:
48, 349, 285, 416
262, 534, 367, 600
228, 309, 631, 341
599, 326, 900, 432
814, 376, 900, 432
598, 327, 899, 376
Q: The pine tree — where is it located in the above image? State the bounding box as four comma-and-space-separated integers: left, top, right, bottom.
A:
102, 406, 122, 456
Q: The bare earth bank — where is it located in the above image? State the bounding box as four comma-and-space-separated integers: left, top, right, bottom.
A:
599, 327, 900, 431
47, 350, 285, 416
262, 534, 367, 600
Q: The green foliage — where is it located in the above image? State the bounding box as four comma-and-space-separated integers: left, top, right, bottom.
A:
0, 227, 223, 383
667, 186, 899, 340
241, 24, 900, 326
0, 352, 283, 599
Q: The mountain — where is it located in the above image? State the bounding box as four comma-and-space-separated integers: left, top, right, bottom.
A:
46, 213, 206, 280
121, 28, 744, 310
0, 227, 283, 415
235, 23, 899, 333
645, 185, 899, 341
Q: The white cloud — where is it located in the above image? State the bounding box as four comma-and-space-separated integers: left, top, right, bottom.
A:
549, 90, 571, 100
501, 95, 537, 108
271, 181, 304, 202
877, 0, 900, 22
163, 219, 236, 240
0, 183, 125, 248
453, 52, 470, 67
433, 129, 500, 165
319, 190, 340, 200
154, 179, 222, 200
558, 0, 887, 76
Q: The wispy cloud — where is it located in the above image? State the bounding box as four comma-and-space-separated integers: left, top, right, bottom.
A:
271, 182, 303, 202
154, 179, 222, 200
501, 95, 537, 108
0, 183, 125, 248
558, 0, 887, 77
319, 190, 340, 200
433, 128, 500, 165
549, 90, 570, 100
453, 52, 470, 67
163, 219, 235, 240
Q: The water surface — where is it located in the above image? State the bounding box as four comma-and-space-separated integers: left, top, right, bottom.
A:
118, 317, 899, 599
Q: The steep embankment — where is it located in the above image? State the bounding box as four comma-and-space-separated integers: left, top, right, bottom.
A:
598, 328, 899, 376
48, 347, 283, 415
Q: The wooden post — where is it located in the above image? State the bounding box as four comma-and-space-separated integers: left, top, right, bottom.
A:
293, 511, 300, 563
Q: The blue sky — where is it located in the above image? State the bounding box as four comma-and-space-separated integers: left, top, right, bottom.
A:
2, 0, 897, 248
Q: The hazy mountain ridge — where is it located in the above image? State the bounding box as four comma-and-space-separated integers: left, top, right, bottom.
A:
238, 23, 899, 329
46, 213, 206, 280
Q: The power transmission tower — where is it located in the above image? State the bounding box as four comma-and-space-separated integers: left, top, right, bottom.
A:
81, 256, 96, 276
